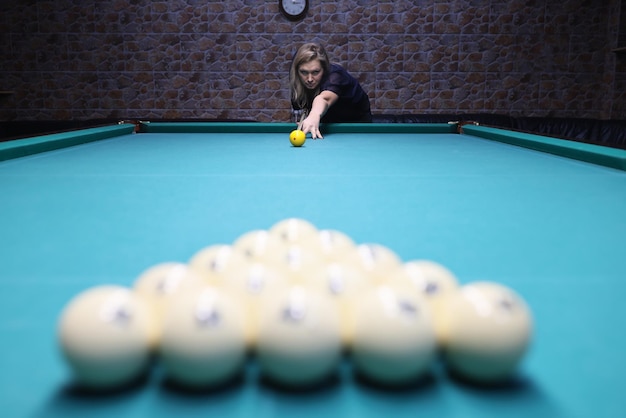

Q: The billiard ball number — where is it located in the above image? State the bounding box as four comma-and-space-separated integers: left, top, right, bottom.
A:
279, 0, 309, 21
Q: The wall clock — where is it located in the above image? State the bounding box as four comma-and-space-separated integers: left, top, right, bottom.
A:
279, 0, 309, 21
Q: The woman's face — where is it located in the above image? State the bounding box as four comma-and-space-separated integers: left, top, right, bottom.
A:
298, 59, 324, 91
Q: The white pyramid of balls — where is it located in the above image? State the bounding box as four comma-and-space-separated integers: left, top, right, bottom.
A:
57, 218, 533, 391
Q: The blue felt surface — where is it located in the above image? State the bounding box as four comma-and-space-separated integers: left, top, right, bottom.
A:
1, 131, 625, 417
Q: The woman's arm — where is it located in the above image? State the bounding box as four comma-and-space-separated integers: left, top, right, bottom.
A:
298, 90, 339, 139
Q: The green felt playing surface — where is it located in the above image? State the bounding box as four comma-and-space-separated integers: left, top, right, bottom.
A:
1, 125, 625, 418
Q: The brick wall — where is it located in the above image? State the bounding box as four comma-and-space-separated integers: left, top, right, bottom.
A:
0, 0, 623, 121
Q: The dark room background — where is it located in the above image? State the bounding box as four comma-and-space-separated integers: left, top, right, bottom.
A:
1, 0, 624, 122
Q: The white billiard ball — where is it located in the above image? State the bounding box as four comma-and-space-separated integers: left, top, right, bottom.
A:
440, 281, 533, 383
218, 261, 291, 347
133, 262, 205, 345
302, 261, 369, 349
232, 229, 286, 263
262, 243, 326, 283
269, 218, 320, 247
255, 286, 342, 387
188, 244, 250, 285
57, 285, 157, 390
351, 285, 437, 385
392, 260, 459, 345
344, 243, 404, 284
316, 229, 358, 263
159, 286, 247, 389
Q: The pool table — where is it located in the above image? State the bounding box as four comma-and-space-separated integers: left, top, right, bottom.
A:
1, 122, 625, 418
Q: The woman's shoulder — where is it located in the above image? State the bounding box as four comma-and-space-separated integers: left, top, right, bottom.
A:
330, 63, 346, 73
326, 64, 354, 85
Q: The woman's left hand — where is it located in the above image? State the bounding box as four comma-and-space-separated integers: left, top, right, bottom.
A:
299, 114, 323, 139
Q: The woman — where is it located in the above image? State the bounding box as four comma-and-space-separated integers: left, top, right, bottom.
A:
290, 43, 372, 139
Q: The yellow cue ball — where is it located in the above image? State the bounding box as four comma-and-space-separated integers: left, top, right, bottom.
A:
289, 130, 306, 147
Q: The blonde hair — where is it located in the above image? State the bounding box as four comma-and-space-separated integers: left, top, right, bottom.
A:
289, 43, 331, 112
